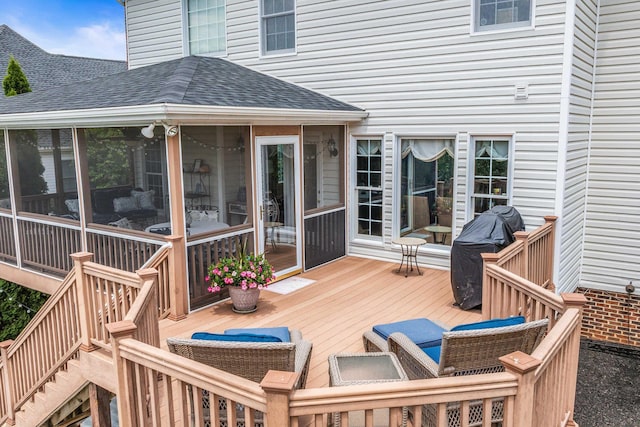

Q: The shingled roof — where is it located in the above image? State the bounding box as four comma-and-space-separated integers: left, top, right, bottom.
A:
0, 25, 126, 92
0, 55, 362, 116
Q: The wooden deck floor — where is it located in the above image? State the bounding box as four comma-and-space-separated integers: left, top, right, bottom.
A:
158, 256, 481, 389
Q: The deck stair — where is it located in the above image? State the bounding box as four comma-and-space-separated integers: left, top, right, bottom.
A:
13, 359, 87, 427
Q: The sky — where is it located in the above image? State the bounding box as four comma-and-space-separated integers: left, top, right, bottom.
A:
2, 0, 127, 61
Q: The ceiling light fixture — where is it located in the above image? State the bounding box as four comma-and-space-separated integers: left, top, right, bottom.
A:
141, 122, 179, 138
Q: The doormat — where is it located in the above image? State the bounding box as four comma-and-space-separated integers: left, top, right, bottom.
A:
265, 277, 316, 295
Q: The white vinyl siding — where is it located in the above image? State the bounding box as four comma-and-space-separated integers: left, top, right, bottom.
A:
583, 1, 640, 293
126, 0, 185, 69
555, 0, 598, 294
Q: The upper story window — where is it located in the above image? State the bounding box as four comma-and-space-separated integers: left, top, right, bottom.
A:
187, 0, 226, 55
475, 0, 532, 32
356, 139, 382, 238
471, 138, 511, 217
261, 0, 296, 54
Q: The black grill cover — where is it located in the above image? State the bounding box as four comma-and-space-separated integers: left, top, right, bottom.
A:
450, 206, 525, 310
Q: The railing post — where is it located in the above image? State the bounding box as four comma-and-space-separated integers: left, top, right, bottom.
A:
166, 235, 188, 321
106, 320, 138, 427
500, 351, 542, 427
71, 251, 98, 352
481, 253, 500, 320
561, 293, 588, 427
543, 216, 558, 283
260, 370, 298, 427
513, 231, 529, 280
0, 340, 16, 426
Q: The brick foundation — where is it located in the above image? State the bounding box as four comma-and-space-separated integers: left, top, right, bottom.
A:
577, 288, 640, 347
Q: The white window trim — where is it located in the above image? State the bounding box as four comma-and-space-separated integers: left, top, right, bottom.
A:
258, 0, 298, 58
467, 134, 515, 222
182, 0, 228, 58
470, 0, 536, 35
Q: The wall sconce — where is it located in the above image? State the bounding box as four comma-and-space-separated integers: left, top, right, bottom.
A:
141, 122, 179, 139
327, 135, 338, 157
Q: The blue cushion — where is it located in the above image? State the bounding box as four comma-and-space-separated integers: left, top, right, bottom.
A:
224, 327, 290, 343
373, 318, 447, 348
422, 345, 441, 364
190, 332, 282, 343
450, 316, 525, 332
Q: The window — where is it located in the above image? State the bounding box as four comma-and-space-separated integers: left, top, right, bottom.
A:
187, 0, 226, 55
475, 0, 532, 32
399, 139, 455, 245
356, 139, 382, 237
261, 0, 295, 54
471, 138, 510, 216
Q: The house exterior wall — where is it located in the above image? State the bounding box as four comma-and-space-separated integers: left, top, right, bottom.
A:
125, 0, 570, 267
585, 0, 640, 293
556, 0, 598, 293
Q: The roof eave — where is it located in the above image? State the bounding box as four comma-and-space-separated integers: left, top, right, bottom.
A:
0, 103, 368, 128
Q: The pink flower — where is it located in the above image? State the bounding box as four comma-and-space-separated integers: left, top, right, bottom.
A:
205, 275, 210, 282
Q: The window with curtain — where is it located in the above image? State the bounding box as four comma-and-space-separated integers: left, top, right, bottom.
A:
187, 0, 226, 55
399, 139, 455, 245
475, 0, 532, 32
261, 0, 295, 54
472, 138, 510, 216
356, 139, 382, 237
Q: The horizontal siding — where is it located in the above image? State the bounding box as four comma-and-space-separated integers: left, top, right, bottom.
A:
585, 0, 640, 292
557, 0, 598, 294
126, 0, 184, 68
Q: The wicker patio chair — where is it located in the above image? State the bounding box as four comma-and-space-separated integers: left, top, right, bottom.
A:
388, 318, 549, 427
167, 329, 312, 427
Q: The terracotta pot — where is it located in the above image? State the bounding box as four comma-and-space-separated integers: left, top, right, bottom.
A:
228, 287, 260, 313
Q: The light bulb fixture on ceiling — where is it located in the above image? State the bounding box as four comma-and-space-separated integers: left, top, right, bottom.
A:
141, 122, 179, 138
327, 135, 338, 157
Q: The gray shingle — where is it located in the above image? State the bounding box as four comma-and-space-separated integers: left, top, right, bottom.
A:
0, 25, 126, 93
0, 56, 362, 115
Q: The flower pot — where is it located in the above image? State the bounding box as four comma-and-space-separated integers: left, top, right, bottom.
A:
228, 287, 260, 313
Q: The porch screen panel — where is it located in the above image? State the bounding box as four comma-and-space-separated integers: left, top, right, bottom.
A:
304, 209, 345, 269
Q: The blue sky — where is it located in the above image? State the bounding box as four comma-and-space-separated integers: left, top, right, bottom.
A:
3, 0, 126, 61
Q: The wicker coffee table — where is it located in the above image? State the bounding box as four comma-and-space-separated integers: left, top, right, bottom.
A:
328, 352, 408, 426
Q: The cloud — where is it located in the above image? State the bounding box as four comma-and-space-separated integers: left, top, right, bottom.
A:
46, 23, 126, 61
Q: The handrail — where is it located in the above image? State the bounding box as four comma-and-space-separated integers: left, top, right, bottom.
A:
141, 243, 172, 319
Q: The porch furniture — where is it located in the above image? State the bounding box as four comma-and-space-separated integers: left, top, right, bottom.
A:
392, 236, 426, 277
363, 318, 447, 352
328, 352, 408, 426
167, 328, 312, 389
423, 224, 452, 244
145, 219, 229, 236
388, 318, 549, 427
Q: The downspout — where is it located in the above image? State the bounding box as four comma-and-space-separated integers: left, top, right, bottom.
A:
554, 0, 577, 291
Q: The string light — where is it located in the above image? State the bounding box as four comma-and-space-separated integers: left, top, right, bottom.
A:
0, 287, 38, 315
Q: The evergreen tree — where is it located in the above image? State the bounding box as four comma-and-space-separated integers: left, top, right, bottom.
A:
3, 56, 31, 96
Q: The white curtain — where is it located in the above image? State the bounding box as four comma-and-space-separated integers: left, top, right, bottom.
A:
401, 139, 454, 161
357, 140, 382, 155
475, 140, 508, 160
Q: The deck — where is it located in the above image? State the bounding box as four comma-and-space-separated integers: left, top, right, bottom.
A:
158, 256, 482, 388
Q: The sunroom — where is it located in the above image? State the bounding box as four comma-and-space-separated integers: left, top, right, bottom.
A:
0, 55, 366, 313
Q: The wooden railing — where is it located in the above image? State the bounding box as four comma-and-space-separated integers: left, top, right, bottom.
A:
0, 272, 81, 425
17, 215, 82, 276
87, 226, 163, 273
142, 243, 172, 319
0, 213, 16, 264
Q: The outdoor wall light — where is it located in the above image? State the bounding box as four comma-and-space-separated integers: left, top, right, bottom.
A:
141, 122, 179, 138
327, 135, 338, 157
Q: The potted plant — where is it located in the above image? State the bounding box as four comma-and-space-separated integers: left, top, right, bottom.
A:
206, 251, 275, 313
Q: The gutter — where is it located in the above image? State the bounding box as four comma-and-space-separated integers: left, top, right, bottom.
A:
0, 103, 369, 128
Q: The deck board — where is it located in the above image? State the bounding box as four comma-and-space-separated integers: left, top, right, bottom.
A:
159, 256, 481, 388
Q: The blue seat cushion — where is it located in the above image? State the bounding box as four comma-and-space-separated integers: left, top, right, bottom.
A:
191, 332, 282, 343
224, 327, 291, 343
422, 345, 441, 364
373, 318, 446, 348
450, 316, 525, 332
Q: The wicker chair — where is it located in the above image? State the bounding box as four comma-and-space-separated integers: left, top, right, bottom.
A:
167, 329, 312, 426
388, 319, 549, 427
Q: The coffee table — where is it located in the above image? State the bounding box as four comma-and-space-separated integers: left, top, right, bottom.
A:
328, 352, 408, 426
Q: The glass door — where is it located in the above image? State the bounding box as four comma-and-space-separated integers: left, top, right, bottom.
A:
255, 136, 302, 275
